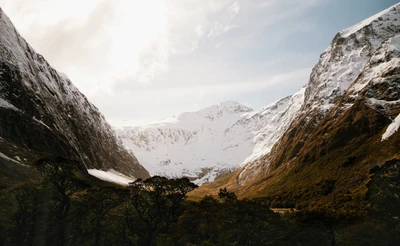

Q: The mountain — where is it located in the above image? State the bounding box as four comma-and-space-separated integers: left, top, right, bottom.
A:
115, 86, 305, 184
115, 101, 253, 183
191, 3, 400, 212
237, 2, 400, 186
0, 8, 150, 183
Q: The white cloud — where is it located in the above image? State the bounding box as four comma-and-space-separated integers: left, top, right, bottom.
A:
1, 0, 171, 92
0, 0, 316, 93
0, 0, 326, 121
229, 1, 240, 18
196, 24, 205, 37
207, 22, 239, 37
92, 67, 311, 121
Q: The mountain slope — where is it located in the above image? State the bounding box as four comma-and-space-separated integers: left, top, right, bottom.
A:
0, 8, 149, 181
191, 3, 400, 209
237, 3, 400, 186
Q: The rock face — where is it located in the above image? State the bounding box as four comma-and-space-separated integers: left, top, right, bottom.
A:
0, 9, 149, 179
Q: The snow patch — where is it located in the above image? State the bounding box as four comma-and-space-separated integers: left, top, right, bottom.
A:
88, 169, 136, 186
0, 98, 19, 111
382, 114, 400, 141
32, 116, 51, 130
0, 152, 26, 166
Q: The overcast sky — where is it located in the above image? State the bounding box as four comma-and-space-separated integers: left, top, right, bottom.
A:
1, 0, 398, 124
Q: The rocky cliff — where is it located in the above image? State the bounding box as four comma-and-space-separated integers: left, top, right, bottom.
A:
0, 8, 149, 180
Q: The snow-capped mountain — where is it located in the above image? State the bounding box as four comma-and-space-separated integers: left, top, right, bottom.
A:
116, 90, 305, 184
115, 101, 253, 183
238, 3, 400, 185
233, 4, 400, 191
303, 3, 400, 113
0, 8, 149, 180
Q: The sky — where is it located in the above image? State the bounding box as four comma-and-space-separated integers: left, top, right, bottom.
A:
0, 0, 398, 124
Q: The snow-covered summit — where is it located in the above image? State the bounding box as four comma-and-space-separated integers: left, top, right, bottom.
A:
115, 93, 304, 184
114, 101, 254, 183
237, 3, 400, 185
303, 3, 400, 113
201, 100, 253, 114
174, 100, 252, 124
340, 3, 400, 38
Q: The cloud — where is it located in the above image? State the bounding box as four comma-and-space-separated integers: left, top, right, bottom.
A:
1, 0, 318, 91
1, 0, 326, 121
196, 24, 205, 37
207, 23, 240, 37
1, 0, 172, 92
229, 2, 240, 18
92, 67, 311, 119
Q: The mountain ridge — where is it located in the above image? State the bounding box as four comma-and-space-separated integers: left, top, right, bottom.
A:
237, 2, 400, 185
0, 8, 150, 181
114, 100, 255, 183
115, 89, 305, 184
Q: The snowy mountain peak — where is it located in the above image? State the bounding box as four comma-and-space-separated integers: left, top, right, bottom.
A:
114, 93, 304, 184
175, 100, 253, 122
237, 4, 400, 186
114, 100, 256, 183
303, 3, 400, 113
217, 100, 253, 111
340, 3, 400, 38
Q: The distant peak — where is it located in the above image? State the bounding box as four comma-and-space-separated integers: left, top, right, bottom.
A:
219, 100, 240, 105
218, 100, 246, 107
168, 101, 253, 122
210, 100, 253, 113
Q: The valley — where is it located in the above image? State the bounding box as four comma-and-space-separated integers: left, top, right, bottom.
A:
0, 2, 399, 245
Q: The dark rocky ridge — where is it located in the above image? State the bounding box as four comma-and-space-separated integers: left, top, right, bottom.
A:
0, 8, 149, 179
